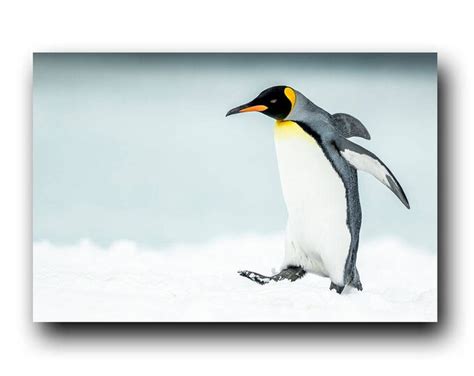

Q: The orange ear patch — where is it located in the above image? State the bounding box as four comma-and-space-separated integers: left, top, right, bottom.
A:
284, 87, 296, 111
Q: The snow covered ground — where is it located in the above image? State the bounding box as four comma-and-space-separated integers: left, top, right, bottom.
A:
33, 234, 436, 322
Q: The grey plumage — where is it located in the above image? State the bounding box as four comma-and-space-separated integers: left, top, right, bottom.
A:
331, 113, 371, 140
287, 91, 370, 140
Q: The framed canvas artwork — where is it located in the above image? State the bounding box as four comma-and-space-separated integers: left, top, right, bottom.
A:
33, 53, 437, 322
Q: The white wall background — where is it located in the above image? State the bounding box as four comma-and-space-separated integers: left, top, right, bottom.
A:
0, 0, 470, 375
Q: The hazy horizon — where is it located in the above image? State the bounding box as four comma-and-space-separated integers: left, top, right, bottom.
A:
33, 53, 437, 251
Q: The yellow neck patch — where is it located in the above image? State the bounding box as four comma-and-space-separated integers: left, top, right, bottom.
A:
275, 120, 315, 142
284, 87, 296, 111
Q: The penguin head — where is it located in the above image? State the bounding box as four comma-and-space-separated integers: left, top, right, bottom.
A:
226, 86, 296, 120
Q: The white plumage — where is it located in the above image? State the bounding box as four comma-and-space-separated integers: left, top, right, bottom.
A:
274, 121, 351, 285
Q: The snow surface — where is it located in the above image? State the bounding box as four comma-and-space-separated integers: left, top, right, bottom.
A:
33, 234, 436, 322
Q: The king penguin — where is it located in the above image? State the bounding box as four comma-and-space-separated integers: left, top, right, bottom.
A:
226, 86, 410, 294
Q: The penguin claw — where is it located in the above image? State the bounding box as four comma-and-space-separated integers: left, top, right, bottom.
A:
329, 282, 345, 294
238, 270, 272, 285
238, 266, 306, 285
274, 266, 306, 282
349, 268, 363, 291
329, 281, 363, 293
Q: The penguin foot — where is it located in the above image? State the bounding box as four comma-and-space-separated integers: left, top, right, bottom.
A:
350, 280, 363, 291
273, 266, 306, 282
329, 282, 345, 294
238, 266, 306, 285
238, 270, 272, 285
349, 268, 363, 291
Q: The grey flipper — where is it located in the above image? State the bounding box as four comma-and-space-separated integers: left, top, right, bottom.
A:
238, 266, 306, 285
331, 113, 371, 140
335, 137, 410, 209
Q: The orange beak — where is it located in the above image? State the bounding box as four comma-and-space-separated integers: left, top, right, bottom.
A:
238, 105, 268, 113
226, 103, 268, 117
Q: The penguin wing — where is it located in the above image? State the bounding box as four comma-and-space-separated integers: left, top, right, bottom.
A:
335, 138, 410, 209
331, 113, 371, 140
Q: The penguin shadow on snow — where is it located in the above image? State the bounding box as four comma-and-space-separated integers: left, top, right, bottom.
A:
35, 67, 454, 342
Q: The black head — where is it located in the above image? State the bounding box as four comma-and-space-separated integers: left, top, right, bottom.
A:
226, 86, 296, 120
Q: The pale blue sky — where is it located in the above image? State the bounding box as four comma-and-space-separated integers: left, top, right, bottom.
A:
33, 53, 437, 251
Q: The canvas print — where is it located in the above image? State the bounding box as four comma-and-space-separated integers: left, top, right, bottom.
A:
33, 53, 437, 322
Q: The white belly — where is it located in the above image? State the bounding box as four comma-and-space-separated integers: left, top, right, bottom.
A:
274, 121, 351, 285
